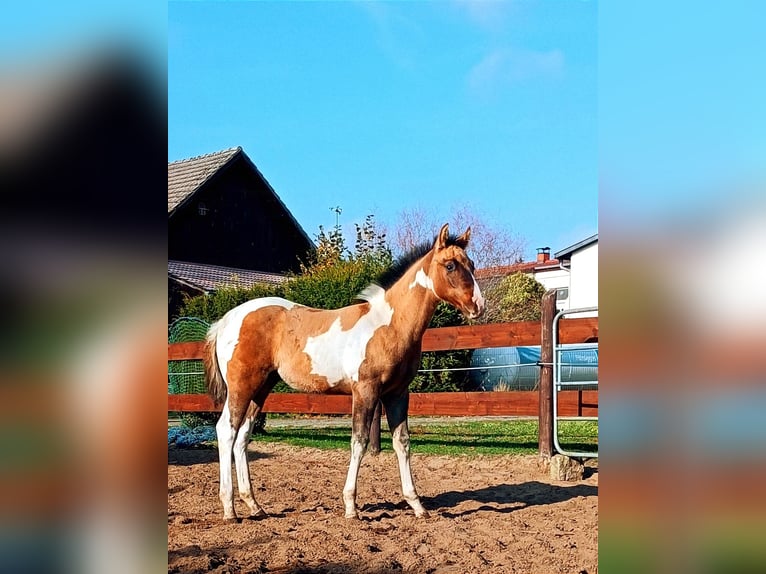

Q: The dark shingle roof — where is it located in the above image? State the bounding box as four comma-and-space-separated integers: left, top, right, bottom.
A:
168, 260, 287, 292
554, 234, 598, 260
168, 147, 241, 214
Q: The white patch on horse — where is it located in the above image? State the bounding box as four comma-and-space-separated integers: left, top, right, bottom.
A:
216, 297, 297, 381
303, 285, 393, 385
471, 273, 485, 310
409, 268, 435, 293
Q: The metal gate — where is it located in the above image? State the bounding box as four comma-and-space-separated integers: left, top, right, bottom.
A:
552, 306, 598, 458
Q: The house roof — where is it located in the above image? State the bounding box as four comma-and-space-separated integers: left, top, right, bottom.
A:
168, 260, 288, 292
167, 146, 314, 248
475, 259, 561, 280
168, 147, 241, 214
554, 233, 598, 260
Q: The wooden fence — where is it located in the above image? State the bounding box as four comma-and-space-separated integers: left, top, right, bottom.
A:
168, 302, 597, 420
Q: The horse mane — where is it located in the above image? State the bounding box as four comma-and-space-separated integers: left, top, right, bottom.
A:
369, 232, 466, 292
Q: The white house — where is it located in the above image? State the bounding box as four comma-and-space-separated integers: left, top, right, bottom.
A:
476, 234, 598, 315
543, 234, 598, 314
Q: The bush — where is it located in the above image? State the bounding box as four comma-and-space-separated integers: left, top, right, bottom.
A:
410, 302, 472, 392
179, 283, 284, 324
484, 272, 546, 323
282, 258, 386, 309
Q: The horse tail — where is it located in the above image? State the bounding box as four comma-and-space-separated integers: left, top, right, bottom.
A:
204, 321, 227, 406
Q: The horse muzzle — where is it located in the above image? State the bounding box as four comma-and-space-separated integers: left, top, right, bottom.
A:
462, 299, 486, 320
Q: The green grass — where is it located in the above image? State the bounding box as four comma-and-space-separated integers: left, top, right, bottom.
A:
251, 420, 598, 456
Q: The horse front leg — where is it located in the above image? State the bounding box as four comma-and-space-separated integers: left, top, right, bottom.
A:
382, 390, 429, 518
342, 387, 377, 519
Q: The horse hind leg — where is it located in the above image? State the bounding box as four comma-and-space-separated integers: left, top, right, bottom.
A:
215, 395, 239, 522
217, 381, 268, 522
343, 387, 378, 519
233, 401, 267, 519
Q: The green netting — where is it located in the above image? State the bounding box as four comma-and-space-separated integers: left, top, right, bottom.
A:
168, 317, 209, 395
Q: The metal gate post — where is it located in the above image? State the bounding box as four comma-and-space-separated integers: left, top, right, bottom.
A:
552, 306, 599, 458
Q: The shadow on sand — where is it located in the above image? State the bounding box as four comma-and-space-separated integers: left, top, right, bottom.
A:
168, 446, 272, 466
423, 480, 597, 518
359, 480, 597, 520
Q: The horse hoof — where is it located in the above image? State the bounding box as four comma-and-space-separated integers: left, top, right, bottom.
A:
416, 510, 431, 519
344, 511, 360, 520
223, 517, 240, 524
247, 510, 268, 521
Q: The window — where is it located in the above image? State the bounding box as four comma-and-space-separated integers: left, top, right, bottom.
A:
556, 288, 569, 301
198, 202, 209, 216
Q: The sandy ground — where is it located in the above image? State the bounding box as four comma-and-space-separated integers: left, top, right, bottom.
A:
168, 443, 597, 573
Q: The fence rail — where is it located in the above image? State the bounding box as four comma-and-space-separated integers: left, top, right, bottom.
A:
167, 316, 598, 419
168, 390, 598, 417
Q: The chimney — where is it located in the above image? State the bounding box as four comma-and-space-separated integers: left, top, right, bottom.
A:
536, 247, 550, 263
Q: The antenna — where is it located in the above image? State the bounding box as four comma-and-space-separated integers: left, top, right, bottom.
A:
329, 206, 342, 231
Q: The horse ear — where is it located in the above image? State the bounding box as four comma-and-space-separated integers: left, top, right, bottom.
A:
455, 226, 471, 248
435, 223, 450, 250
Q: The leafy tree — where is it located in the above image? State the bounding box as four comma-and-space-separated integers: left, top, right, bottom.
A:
392, 203, 525, 269
285, 214, 393, 309
484, 272, 546, 323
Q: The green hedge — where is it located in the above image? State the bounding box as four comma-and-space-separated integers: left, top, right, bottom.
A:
178, 284, 284, 324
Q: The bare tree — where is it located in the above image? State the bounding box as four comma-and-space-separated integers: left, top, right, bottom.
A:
392, 203, 526, 269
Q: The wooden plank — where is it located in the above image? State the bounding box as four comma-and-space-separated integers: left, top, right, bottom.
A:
558, 317, 599, 344
168, 390, 597, 417
559, 391, 598, 417
409, 391, 539, 416
265, 393, 352, 414
168, 393, 215, 411
168, 341, 205, 361
169, 393, 353, 413
421, 322, 540, 351
168, 319, 598, 361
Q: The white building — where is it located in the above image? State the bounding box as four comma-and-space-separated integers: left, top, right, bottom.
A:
538, 234, 598, 314
476, 234, 598, 315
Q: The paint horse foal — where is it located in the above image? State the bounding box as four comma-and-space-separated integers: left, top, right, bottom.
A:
204, 223, 485, 521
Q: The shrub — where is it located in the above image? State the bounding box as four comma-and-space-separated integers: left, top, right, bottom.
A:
179, 283, 284, 324
410, 302, 472, 392
484, 272, 546, 323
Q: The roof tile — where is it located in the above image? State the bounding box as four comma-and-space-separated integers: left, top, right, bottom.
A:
168, 260, 287, 292
168, 147, 241, 214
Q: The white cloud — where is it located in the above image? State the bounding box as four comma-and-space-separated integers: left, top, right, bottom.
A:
450, 0, 514, 31
357, 1, 423, 70
467, 47, 564, 92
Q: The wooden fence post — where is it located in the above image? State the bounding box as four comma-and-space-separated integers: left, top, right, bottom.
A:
539, 289, 557, 458
369, 400, 382, 455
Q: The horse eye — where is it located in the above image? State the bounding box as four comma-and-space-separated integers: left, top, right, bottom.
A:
445, 261, 456, 272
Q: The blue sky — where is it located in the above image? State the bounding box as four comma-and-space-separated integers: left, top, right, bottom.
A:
599, 1, 765, 226
169, 1, 597, 260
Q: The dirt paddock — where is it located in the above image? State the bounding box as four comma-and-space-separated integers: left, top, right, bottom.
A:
168, 443, 598, 573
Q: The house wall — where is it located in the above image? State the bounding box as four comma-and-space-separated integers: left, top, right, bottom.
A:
534, 267, 570, 310
169, 158, 312, 272
568, 242, 598, 313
